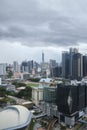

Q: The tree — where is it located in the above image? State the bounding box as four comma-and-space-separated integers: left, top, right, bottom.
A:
0, 87, 6, 97
7, 71, 13, 78
12, 82, 26, 87
16, 86, 32, 100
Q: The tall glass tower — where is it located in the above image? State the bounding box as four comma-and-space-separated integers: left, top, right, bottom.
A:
42, 51, 44, 63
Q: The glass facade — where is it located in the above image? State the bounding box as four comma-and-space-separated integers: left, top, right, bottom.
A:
43, 87, 56, 103
56, 84, 86, 116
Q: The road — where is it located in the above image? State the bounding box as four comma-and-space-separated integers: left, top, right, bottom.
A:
79, 124, 87, 130
8, 95, 25, 104
47, 118, 57, 130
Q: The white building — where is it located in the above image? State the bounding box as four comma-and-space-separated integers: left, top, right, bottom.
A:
39, 78, 53, 87
0, 63, 7, 75
1, 84, 16, 92
32, 86, 43, 106
0, 105, 32, 130
13, 61, 20, 72
21, 72, 30, 80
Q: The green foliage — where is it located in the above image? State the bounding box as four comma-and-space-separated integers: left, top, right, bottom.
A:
28, 120, 35, 130
75, 123, 83, 130
0, 87, 7, 97
12, 82, 26, 88
7, 71, 13, 78
0, 97, 16, 107
6, 90, 16, 96
60, 125, 66, 130
33, 111, 42, 115
27, 83, 39, 87
16, 86, 32, 100
29, 78, 40, 82
40, 121, 47, 128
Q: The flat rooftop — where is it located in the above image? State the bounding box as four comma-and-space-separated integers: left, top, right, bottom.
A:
0, 105, 32, 130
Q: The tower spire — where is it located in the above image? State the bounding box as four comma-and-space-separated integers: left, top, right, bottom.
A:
42, 51, 44, 63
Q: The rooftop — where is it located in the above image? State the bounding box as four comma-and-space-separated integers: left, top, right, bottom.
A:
39, 78, 53, 83
0, 105, 32, 130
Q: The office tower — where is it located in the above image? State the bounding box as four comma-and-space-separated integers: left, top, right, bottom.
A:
83, 55, 87, 77
69, 48, 78, 54
62, 48, 82, 80
56, 84, 86, 115
62, 51, 70, 78
56, 84, 78, 115
28, 60, 34, 73
0, 63, 7, 75
50, 59, 58, 77
43, 86, 56, 103
13, 61, 19, 72
72, 53, 83, 80
56, 84, 86, 127
21, 60, 34, 73
51, 66, 62, 77
69, 48, 78, 79
50, 59, 57, 68
42, 51, 44, 63
21, 61, 29, 73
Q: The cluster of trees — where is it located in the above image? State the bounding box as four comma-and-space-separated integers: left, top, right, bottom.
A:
12, 82, 32, 100
16, 87, 32, 100
7, 71, 13, 78
0, 87, 7, 97
0, 86, 16, 97
0, 81, 33, 102
0, 87, 16, 107
12, 82, 26, 87
28, 78, 40, 82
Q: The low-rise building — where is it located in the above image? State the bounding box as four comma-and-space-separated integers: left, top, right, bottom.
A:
32, 86, 43, 106
0, 84, 16, 92
0, 105, 32, 130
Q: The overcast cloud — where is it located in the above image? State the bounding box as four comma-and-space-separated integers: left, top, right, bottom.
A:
0, 0, 87, 63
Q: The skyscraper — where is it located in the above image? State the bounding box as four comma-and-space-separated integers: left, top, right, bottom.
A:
83, 55, 87, 77
62, 48, 83, 80
0, 63, 7, 75
21, 60, 34, 73
62, 51, 70, 78
72, 53, 83, 80
13, 61, 19, 72
42, 51, 44, 63
69, 48, 78, 79
21, 61, 29, 73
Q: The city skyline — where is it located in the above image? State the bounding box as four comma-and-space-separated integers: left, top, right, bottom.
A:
0, 0, 87, 63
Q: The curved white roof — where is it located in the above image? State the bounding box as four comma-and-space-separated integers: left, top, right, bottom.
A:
40, 78, 53, 83
0, 105, 32, 130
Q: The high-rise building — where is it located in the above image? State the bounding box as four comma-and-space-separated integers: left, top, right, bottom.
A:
21, 61, 29, 73
13, 61, 19, 72
50, 59, 57, 68
42, 51, 44, 63
28, 60, 34, 73
62, 51, 70, 78
51, 66, 62, 77
69, 48, 78, 79
72, 53, 83, 80
0, 63, 7, 75
43, 86, 56, 103
50, 59, 58, 77
62, 48, 83, 80
56, 84, 86, 127
83, 55, 87, 77
56, 84, 85, 115
21, 60, 34, 73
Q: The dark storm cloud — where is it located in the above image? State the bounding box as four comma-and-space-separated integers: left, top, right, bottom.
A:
0, 0, 87, 47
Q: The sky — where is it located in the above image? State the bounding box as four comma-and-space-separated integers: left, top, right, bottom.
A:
0, 0, 87, 63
